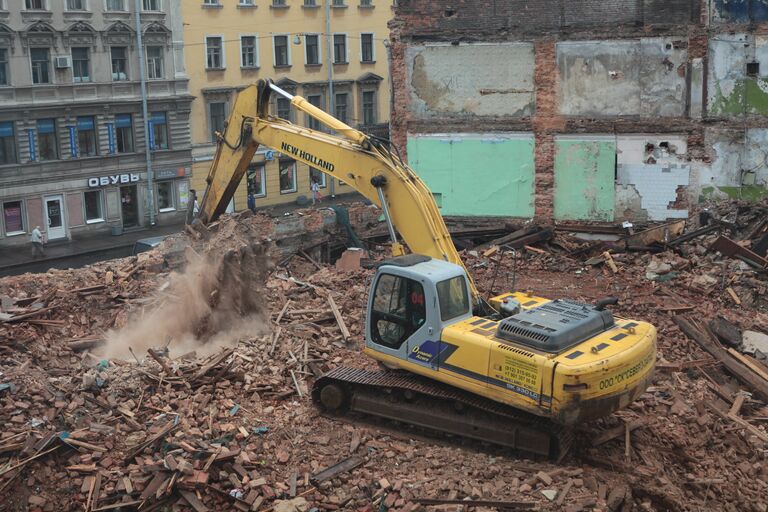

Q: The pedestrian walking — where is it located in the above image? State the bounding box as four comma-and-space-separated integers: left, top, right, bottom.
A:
31, 226, 45, 259
311, 178, 322, 205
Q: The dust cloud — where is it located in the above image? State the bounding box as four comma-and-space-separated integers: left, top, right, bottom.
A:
100, 243, 271, 361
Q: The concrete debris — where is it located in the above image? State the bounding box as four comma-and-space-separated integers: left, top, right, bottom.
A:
0, 200, 767, 511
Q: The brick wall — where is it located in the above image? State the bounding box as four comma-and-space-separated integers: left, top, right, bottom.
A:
390, 0, 768, 222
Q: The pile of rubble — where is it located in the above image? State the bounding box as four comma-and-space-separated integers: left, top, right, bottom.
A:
1, 201, 767, 512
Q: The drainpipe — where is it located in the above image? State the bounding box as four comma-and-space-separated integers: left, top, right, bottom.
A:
135, 0, 155, 226
326, 0, 336, 197
384, 39, 393, 142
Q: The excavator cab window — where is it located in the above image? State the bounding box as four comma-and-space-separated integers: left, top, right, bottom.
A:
436, 276, 470, 322
370, 273, 426, 349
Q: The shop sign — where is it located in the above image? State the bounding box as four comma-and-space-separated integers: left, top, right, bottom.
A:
88, 174, 140, 188
155, 167, 191, 180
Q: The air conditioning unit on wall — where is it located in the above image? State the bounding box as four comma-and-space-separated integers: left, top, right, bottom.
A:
54, 56, 71, 69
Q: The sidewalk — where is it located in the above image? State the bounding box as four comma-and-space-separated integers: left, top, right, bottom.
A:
0, 221, 187, 271
0, 192, 367, 273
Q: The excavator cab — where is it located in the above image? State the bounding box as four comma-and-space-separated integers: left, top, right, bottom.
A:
364, 255, 473, 371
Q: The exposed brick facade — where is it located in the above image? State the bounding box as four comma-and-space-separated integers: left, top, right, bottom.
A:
390, 0, 768, 222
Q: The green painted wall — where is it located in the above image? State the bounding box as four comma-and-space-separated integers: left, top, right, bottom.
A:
710, 79, 768, 116
407, 134, 535, 217
554, 138, 616, 221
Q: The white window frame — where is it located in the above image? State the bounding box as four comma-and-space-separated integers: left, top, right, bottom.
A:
272, 34, 291, 67
2, 199, 26, 236
71, 46, 91, 83
104, 0, 126, 11
309, 167, 327, 188
360, 32, 375, 63
240, 34, 259, 69
146, 45, 164, 79
249, 164, 267, 198
332, 33, 348, 64
205, 35, 225, 70
239, 0, 255, 5
25, 0, 48, 10
279, 161, 297, 194
202, 0, 220, 4
142, 0, 161, 11
208, 100, 228, 142
66, 0, 86, 10
156, 181, 176, 212
30, 47, 52, 85
304, 33, 321, 65
83, 190, 105, 224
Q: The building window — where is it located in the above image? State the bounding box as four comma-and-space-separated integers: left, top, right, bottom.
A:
142, 0, 160, 10
279, 160, 297, 193
239, 0, 254, 5
306, 94, 322, 131
335, 93, 348, 124
25, 0, 46, 10
305, 34, 320, 65
309, 167, 326, 188
37, 119, 58, 161
209, 102, 226, 142
272, 0, 286, 5
157, 181, 175, 211
66, 0, 85, 10
332, 0, 345, 5
333, 34, 347, 64
362, 90, 376, 124
273, 35, 289, 66
206, 36, 224, 69
31, 48, 51, 85
72, 47, 90, 83
115, 113, 133, 153
304, 0, 316, 5
241, 36, 257, 68
146, 46, 164, 79
0, 121, 16, 165
106, 0, 125, 10
361, 33, 374, 62
203, 0, 220, 4
111, 46, 128, 81
0, 49, 8, 86
84, 190, 104, 223
3, 201, 25, 234
247, 163, 266, 197
276, 97, 291, 121
77, 116, 97, 157
150, 112, 168, 150
360, 0, 372, 5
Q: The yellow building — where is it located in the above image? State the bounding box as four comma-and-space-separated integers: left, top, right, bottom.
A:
183, 0, 392, 210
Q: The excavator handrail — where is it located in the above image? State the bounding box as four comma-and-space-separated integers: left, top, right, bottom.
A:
198, 79, 480, 302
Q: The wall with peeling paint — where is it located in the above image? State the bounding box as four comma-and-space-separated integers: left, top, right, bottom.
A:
557, 38, 688, 117
405, 43, 535, 119
709, 34, 768, 117
701, 128, 768, 196
406, 134, 535, 217
710, 0, 768, 23
554, 137, 616, 221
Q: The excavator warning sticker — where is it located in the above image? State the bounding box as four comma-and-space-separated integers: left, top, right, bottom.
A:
492, 356, 541, 400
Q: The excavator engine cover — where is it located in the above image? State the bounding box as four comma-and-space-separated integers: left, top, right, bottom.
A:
496, 299, 615, 353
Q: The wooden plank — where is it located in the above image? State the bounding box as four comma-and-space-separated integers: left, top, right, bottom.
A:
179, 490, 210, 512
327, 295, 350, 341
413, 498, 535, 509
674, 316, 768, 401
591, 420, 643, 447
603, 251, 619, 273
727, 348, 768, 382
310, 456, 364, 486
275, 300, 291, 325
726, 287, 741, 306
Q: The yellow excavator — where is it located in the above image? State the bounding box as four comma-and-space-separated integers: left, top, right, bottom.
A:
198, 79, 657, 458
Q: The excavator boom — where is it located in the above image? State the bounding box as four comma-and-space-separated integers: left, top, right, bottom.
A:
198, 80, 479, 300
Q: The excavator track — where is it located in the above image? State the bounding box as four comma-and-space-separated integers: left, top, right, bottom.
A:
312, 367, 574, 461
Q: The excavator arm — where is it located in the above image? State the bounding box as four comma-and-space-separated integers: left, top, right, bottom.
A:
198, 79, 480, 300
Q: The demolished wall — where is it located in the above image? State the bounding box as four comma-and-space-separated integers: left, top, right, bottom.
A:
390, 0, 768, 223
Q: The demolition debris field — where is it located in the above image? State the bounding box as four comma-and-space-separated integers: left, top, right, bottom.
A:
1, 200, 767, 512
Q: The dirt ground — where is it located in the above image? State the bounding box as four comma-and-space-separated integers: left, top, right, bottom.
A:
1, 204, 767, 512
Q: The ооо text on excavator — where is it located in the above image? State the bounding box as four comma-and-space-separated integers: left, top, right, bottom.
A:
197, 79, 657, 459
